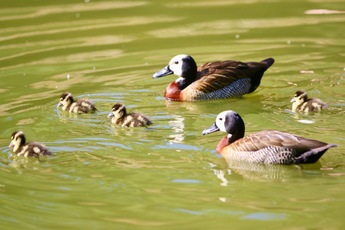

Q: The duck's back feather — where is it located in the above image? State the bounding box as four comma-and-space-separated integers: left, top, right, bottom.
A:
183, 59, 273, 100
298, 98, 327, 112
121, 113, 152, 127
230, 130, 327, 152
70, 100, 97, 113
220, 130, 334, 164
16, 142, 52, 157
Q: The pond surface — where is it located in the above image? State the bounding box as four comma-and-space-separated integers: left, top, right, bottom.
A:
1, 0, 345, 229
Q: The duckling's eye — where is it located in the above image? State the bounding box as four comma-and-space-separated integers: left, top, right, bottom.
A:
219, 118, 223, 121
174, 61, 179, 64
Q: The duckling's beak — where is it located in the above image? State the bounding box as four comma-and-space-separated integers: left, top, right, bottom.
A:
290, 97, 296, 103
202, 123, 220, 135
57, 102, 62, 108
153, 65, 173, 78
8, 142, 14, 148
107, 112, 114, 118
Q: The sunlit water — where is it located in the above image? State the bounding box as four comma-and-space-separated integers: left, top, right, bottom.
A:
1, 0, 345, 229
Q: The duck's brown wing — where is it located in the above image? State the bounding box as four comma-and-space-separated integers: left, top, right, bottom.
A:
223, 130, 335, 164
230, 130, 328, 153
190, 59, 273, 94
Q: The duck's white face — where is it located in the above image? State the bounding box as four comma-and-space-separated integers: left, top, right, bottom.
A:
57, 93, 72, 109
215, 110, 233, 133
202, 110, 237, 136
112, 105, 125, 119
9, 131, 24, 153
290, 92, 306, 107
108, 104, 126, 119
168, 54, 188, 77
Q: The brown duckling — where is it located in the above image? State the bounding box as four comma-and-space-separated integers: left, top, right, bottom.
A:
57, 92, 97, 114
107, 103, 152, 127
291, 90, 327, 113
153, 54, 274, 101
9, 131, 52, 157
202, 110, 336, 164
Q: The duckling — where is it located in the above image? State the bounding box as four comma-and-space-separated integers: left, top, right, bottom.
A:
291, 90, 327, 113
57, 92, 97, 114
202, 110, 336, 164
107, 103, 152, 127
9, 131, 52, 157
153, 54, 274, 101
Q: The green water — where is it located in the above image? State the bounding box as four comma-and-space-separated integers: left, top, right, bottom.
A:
1, 0, 345, 229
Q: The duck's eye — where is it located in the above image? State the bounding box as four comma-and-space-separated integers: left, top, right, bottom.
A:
219, 118, 223, 121
174, 61, 179, 64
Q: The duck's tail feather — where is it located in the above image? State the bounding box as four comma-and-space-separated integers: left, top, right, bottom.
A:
293, 144, 337, 164
261, 58, 275, 68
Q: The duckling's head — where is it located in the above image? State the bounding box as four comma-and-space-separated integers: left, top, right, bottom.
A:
291, 90, 308, 107
153, 54, 197, 79
57, 92, 74, 108
108, 103, 127, 119
9, 131, 26, 153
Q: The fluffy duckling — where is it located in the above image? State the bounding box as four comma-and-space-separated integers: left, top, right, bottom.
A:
291, 90, 327, 113
57, 92, 97, 114
108, 103, 152, 127
9, 131, 52, 157
202, 110, 336, 164
153, 54, 274, 101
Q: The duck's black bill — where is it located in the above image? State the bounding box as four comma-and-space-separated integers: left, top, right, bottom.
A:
202, 123, 219, 135
152, 65, 173, 78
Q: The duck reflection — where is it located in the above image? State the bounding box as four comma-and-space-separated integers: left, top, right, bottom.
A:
168, 115, 185, 143
164, 93, 266, 114
211, 160, 323, 183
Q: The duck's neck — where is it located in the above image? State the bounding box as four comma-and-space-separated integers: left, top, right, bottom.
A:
216, 131, 245, 154
63, 99, 74, 110
13, 144, 21, 153
164, 69, 197, 100
112, 110, 126, 124
176, 60, 198, 89
228, 130, 244, 144
175, 76, 194, 90
226, 120, 245, 144
291, 102, 298, 112
62, 103, 71, 111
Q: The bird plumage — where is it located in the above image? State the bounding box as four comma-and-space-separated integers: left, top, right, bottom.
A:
57, 92, 97, 114
291, 90, 327, 113
108, 103, 152, 127
153, 54, 274, 101
202, 110, 336, 164
9, 131, 52, 157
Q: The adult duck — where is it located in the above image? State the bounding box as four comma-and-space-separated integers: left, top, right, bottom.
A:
9, 131, 52, 157
291, 90, 327, 113
153, 54, 274, 101
202, 110, 336, 164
